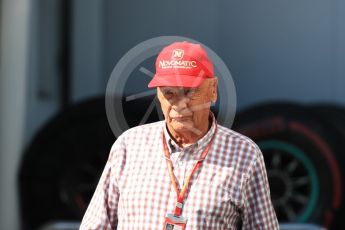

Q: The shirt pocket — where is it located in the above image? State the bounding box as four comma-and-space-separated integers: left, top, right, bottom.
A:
191, 167, 243, 228
212, 170, 242, 212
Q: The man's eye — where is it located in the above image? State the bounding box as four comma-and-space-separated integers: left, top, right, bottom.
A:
184, 89, 191, 95
164, 91, 174, 97
184, 89, 195, 97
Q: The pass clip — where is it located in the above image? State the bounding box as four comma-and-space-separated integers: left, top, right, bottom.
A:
163, 213, 187, 230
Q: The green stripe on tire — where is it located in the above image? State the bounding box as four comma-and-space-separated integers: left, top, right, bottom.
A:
258, 140, 319, 222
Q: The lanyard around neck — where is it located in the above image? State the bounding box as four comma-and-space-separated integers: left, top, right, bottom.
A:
162, 123, 217, 216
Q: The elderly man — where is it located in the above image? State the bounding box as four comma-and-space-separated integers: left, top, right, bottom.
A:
80, 41, 279, 229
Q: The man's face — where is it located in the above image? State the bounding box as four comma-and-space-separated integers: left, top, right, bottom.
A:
157, 78, 217, 135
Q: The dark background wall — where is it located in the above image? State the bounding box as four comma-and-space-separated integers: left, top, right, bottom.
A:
26, 0, 345, 145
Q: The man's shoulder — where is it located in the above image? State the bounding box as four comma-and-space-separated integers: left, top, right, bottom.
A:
216, 124, 262, 165
217, 124, 259, 149
111, 121, 164, 152
120, 120, 165, 138
216, 124, 264, 179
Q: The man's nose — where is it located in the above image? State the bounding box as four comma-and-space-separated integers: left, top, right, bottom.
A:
172, 96, 190, 111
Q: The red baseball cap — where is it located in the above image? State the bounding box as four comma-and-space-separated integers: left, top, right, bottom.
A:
148, 41, 214, 88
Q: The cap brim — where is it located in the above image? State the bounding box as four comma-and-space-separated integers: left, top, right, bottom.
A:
148, 74, 207, 88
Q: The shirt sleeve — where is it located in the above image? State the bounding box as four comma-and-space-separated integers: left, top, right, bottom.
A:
79, 136, 126, 230
241, 147, 279, 230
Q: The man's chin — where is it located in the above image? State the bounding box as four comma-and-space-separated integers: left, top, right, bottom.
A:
170, 120, 196, 132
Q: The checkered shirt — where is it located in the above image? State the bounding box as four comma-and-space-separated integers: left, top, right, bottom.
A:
80, 118, 279, 229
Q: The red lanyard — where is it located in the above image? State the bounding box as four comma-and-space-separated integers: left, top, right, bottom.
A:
162, 123, 217, 216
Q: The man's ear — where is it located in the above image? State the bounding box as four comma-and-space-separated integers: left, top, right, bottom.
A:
157, 87, 163, 99
210, 77, 218, 103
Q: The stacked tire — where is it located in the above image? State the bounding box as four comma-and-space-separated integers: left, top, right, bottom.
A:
19, 98, 115, 230
232, 102, 345, 229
